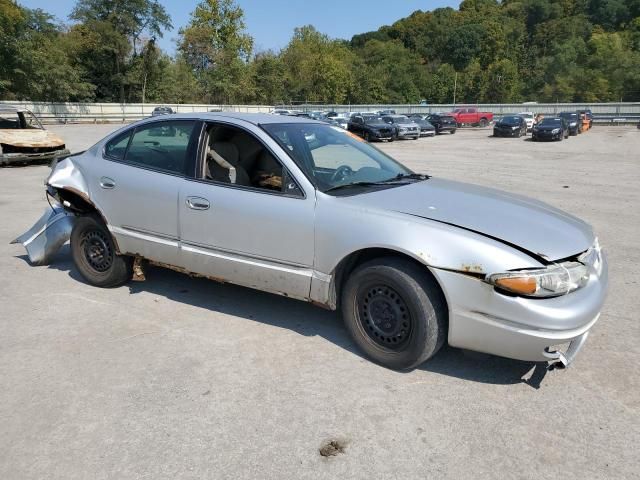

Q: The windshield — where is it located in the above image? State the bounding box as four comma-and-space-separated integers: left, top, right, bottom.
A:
362, 115, 383, 124
0, 111, 43, 129
262, 123, 414, 194
539, 118, 562, 126
392, 116, 412, 124
519, 113, 533, 118
500, 116, 521, 124
560, 113, 578, 120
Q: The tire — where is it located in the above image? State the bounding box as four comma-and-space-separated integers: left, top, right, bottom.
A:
71, 214, 132, 288
341, 257, 447, 370
450, 129, 456, 134
479, 118, 488, 128
364, 132, 371, 142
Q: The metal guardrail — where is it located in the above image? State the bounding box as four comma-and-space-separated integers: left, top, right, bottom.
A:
0, 101, 272, 124
2, 101, 639, 124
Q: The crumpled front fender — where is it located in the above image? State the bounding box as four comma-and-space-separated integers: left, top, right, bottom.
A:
11, 206, 75, 265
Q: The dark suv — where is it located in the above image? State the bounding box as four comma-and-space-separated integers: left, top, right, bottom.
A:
347, 114, 395, 142
426, 114, 457, 134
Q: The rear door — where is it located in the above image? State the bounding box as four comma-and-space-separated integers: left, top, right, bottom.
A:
90, 119, 197, 265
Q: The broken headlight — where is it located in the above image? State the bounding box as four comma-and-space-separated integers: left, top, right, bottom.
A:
487, 261, 590, 298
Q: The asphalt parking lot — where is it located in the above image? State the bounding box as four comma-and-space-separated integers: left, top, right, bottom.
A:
1, 124, 639, 479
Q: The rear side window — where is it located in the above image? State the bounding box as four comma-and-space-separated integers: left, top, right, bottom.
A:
105, 131, 131, 160
106, 121, 195, 174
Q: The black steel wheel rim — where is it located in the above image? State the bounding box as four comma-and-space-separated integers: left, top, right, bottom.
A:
358, 284, 412, 350
81, 229, 113, 272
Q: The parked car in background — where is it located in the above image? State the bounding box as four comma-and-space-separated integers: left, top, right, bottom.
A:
271, 109, 292, 115
518, 112, 535, 131
532, 117, 570, 141
426, 114, 457, 135
449, 107, 494, 127
348, 114, 395, 141
0, 105, 70, 165
407, 115, 436, 137
332, 117, 349, 130
14, 113, 608, 371
559, 112, 582, 136
378, 109, 396, 116
493, 115, 528, 137
382, 115, 420, 140
326, 111, 339, 118
151, 106, 174, 116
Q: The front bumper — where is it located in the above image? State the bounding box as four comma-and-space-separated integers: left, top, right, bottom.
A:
532, 131, 561, 140
368, 130, 393, 141
420, 129, 435, 137
494, 128, 520, 137
0, 148, 70, 166
396, 130, 420, 139
430, 251, 608, 366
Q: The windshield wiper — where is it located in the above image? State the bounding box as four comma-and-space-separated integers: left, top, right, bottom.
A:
389, 173, 430, 181
324, 181, 393, 193
323, 174, 429, 193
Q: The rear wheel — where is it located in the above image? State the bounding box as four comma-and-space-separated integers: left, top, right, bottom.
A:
479, 118, 488, 128
71, 215, 132, 288
341, 257, 447, 370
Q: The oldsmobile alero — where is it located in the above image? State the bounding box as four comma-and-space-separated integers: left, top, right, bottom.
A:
13, 113, 608, 370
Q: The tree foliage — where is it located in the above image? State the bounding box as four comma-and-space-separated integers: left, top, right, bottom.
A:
2, 0, 640, 104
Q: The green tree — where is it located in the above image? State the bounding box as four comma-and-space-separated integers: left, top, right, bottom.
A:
178, 0, 253, 103
69, 0, 172, 102
280, 26, 354, 103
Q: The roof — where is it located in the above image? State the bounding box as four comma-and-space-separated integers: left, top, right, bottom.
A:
144, 112, 325, 126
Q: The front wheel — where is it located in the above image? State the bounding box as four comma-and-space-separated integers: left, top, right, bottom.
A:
71, 215, 132, 288
364, 132, 371, 142
450, 129, 456, 135
479, 118, 488, 128
341, 258, 447, 370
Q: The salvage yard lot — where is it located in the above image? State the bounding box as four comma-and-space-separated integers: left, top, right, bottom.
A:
1, 124, 638, 479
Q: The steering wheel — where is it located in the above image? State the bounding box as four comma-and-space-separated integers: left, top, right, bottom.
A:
330, 165, 354, 183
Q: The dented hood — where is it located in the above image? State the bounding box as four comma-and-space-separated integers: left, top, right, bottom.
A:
0, 128, 65, 148
346, 178, 594, 261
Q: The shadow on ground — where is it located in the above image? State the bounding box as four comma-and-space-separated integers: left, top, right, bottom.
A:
16, 246, 547, 387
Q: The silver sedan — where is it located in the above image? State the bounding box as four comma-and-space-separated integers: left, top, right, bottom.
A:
14, 114, 608, 370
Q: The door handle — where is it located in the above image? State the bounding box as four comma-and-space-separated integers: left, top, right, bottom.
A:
186, 196, 210, 210
99, 177, 116, 189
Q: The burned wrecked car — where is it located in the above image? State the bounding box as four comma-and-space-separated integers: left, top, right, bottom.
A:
0, 106, 69, 165
13, 113, 608, 371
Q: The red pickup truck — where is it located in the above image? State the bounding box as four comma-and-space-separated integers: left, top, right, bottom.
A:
449, 107, 494, 127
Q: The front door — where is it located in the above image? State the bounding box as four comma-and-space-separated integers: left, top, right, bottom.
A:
178, 120, 316, 300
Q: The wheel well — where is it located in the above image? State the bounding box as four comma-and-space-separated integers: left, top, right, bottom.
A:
332, 248, 448, 314
51, 187, 122, 253
54, 188, 96, 214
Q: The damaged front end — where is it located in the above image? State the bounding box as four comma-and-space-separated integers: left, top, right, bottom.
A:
11, 206, 75, 265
